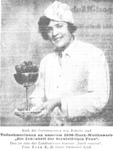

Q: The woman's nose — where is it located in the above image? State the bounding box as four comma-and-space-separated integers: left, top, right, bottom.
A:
52, 28, 58, 37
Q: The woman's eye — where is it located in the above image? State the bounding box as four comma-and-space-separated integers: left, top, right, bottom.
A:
56, 24, 63, 28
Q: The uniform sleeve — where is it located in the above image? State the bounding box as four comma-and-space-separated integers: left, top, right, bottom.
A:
30, 59, 46, 108
61, 50, 110, 119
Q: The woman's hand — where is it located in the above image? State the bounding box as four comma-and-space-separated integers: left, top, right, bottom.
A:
36, 98, 61, 118
14, 98, 61, 122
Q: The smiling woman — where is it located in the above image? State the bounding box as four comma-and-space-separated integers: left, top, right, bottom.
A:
38, 16, 76, 42
15, 1, 110, 126
46, 21, 73, 50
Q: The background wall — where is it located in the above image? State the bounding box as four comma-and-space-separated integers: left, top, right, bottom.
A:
0, 0, 113, 126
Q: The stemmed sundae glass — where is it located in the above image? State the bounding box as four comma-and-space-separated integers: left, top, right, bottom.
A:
14, 61, 39, 112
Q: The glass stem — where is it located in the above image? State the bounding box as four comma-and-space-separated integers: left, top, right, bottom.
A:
25, 86, 29, 111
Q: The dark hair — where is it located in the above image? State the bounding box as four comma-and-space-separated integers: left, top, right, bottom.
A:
38, 16, 51, 40
38, 16, 77, 40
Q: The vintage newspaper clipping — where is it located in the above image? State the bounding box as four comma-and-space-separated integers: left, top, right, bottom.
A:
0, 0, 113, 150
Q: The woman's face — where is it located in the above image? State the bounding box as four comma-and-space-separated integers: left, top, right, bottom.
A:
47, 20, 72, 50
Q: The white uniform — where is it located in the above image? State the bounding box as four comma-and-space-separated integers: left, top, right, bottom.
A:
30, 39, 110, 126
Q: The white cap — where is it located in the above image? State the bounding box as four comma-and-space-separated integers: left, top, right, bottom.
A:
44, 1, 74, 24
